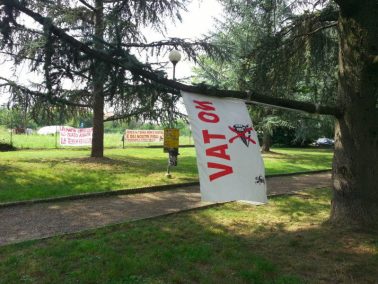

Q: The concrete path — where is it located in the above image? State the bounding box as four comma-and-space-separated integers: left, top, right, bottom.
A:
0, 172, 331, 246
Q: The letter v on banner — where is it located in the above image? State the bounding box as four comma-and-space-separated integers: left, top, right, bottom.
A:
182, 91, 267, 204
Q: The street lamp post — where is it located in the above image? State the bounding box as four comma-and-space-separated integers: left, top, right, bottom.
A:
165, 50, 181, 178
168, 50, 181, 81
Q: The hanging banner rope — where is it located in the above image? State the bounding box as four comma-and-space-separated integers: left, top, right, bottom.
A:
182, 91, 267, 204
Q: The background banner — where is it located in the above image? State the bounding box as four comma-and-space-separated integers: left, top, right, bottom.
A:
60, 127, 93, 146
182, 91, 267, 203
124, 130, 164, 143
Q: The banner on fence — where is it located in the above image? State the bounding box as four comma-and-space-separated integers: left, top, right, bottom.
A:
181, 91, 267, 204
124, 129, 164, 143
60, 127, 93, 146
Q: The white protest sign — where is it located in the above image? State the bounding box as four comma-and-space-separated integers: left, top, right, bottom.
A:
60, 127, 93, 146
182, 91, 267, 204
124, 130, 164, 143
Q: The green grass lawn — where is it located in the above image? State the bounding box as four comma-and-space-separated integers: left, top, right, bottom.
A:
0, 148, 332, 203
0, 188, 376, 283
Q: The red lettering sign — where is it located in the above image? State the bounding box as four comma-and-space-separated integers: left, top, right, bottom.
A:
193, 100, 215, 111
198, 112, 219, 123
208, 162, 234, 181
202, 130, 226, 144
206, 144, 231, 161
193, 100, 234, 182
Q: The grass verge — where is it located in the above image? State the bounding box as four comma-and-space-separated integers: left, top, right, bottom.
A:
0, 148, 333, 203
0, 188, 376, 283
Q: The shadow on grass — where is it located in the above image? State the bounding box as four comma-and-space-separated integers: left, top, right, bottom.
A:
262, 150, 288, 156
271, 190, 331, 217
0, 189, 376, 283
14, 153, 197, 170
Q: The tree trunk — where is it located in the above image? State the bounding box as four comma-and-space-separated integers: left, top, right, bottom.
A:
261, 131, 272, 152
91, 88, 104, 157
91, 0, 105, 158
331, 5, 378, 228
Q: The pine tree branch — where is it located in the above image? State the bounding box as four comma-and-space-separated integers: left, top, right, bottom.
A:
77, 0, 96, 11
103, 107, 150, 122
2, 0, 343, 117
0, 51, 91, 80
289, 22, 337, 42
121, 38, 214, 49
0, 77, 91, 108
367, 55, 378, 65
92, 35, 226, 62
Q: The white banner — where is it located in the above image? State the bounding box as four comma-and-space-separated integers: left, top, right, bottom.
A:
182, 91, 267, 204
60, 127, 93, 146
124, 130, 164, 143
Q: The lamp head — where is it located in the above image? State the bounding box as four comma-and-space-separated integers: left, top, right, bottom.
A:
168, 50, 181, 65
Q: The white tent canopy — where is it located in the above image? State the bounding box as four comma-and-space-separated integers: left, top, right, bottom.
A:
37, 126, 73, 135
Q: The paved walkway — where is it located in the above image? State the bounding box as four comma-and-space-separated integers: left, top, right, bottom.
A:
0, 172, 331, 246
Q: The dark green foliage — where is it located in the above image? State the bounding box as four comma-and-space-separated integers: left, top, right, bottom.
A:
0, 142, 16, 151
0, 0, 224, 126
0, 105, 37, 129
193, 0, 338, 144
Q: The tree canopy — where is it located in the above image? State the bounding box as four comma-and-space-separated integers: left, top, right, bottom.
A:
193, 0, 339, 148
0, 0, 223, 156
0, 0, 377, 228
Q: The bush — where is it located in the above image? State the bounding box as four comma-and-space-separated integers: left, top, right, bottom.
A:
0, 142, 16, 151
